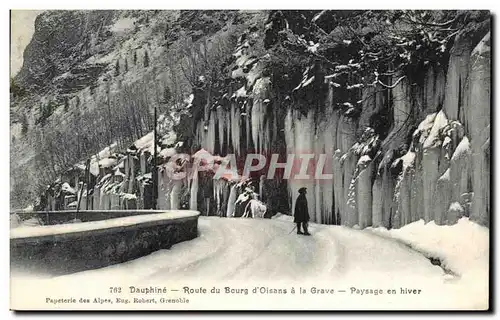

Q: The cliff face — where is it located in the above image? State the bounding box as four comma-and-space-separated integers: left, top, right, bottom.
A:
11, 10, 491, 230
177, 10, 491, 228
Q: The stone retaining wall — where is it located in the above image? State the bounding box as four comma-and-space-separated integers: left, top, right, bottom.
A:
10, 211, 199, 276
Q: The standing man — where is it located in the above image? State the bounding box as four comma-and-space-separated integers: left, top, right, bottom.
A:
294, 187, 310, 235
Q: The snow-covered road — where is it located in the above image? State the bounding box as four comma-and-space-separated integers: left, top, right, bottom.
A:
11, 216, 489, 310
21, 216, 445, 283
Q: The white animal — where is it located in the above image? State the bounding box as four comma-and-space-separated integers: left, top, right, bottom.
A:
242, 199, 267, 219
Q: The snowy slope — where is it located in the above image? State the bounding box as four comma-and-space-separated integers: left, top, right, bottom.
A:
11, 216, 488, 310
367, 217, 489, 307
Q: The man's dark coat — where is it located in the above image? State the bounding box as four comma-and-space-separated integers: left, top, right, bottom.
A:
294, 193, 310, 223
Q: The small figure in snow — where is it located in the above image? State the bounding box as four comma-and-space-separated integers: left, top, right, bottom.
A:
294, 187, 310, 235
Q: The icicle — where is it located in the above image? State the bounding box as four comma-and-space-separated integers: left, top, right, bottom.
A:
251, 99, 263, 153
284, 108, 295, 154
259, 175, 264, 200
213, 179, 226, 216
245, 101, 251, 149
196, 121, 203, 150
226, 183, 237, 217
226, 108, 231, 154
248, 199, 267, 218
371, 174, 383, 227
284, 108, 296, 216
357, 157, 373, 228
337, 115, 357, 153
231, 102, 241, 156
287, 108, 316, 222
170, 180, 182, 210
206, 111, 216, 154
314, 132, 323, 224
190, 170, 198, 210
251, 77, 271, 153
323, 110, 338, 224
157, 169, 171, 210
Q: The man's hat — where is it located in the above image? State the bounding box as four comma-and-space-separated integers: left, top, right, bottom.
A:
298, 187, 307, 194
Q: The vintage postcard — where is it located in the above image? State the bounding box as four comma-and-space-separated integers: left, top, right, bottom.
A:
9, 9, 491, 311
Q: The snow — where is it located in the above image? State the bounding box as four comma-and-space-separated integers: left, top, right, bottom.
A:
56, 217, 442, 284
302, 76, 315, 87
240, 199, 267, 219
414, 112, 437, 145
423, 110, 448, 149
357, 155, 371, 166
161, 131, 177, 146
98, 157, 117, 168
451, 136, 470, 161
11, 217, 488, 310
192, 148, 213, 161
471, 31, 490, 58
89, 161, 100, 176
74, 163, 86, 171
21, 205, 34, 213
67, 201, 78, 208
307, 42, 319, 53
271, 212, 293, 221
97, 143, 118, 159
113, 168, 125, 177
233, 86, 247, 98
61, 182, 76, 194
110, 17, 136, 33
400, 151, 416, 171
235, 192, 252, 205
134, 131, 154, 151
84, 143, 120, 176
114, 161, 125, 169
449, 202, 464, 212
312, 10, 326, 23
136, 172, 152, 181
159, 147, 176, 158
97, 173, 112, 185
347, 83, 363, 90
11, 216, 42, 228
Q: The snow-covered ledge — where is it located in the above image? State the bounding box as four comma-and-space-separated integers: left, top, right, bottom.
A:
11, 209, 198, 226
10, 211, 199, 275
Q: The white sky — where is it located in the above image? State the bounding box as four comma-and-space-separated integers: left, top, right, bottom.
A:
10, 10, 43, 77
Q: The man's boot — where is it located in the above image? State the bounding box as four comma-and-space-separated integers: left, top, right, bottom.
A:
303, 222, 311, 236
297, 223, 304, 235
